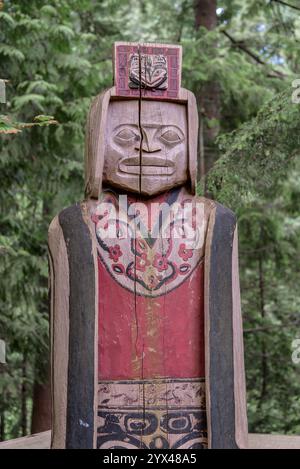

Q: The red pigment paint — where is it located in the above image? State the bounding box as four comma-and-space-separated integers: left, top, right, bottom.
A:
98, 257, 205, 380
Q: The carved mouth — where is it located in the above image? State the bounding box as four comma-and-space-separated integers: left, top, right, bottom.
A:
119, 156, 175, 176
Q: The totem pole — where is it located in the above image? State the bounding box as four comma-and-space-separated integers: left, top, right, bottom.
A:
48, 42, 248, 449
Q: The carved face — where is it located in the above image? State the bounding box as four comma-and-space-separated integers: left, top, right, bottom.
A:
103, 100, 188, 196
129, 53, 168, 90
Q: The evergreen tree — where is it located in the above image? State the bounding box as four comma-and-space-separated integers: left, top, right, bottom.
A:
1, 0, 300, 438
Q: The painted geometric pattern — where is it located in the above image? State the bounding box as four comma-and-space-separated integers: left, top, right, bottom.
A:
97, 379, 207, 449
115, 44, 181, 100
92, 189, 205, 298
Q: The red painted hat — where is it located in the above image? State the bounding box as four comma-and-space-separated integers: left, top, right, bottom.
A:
113, 42, 182, 100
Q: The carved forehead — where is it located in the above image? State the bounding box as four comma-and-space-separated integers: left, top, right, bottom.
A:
107, 99, 187, 128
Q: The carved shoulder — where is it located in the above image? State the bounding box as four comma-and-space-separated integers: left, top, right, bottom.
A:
214, 201, 237, 227
48, 202, 95, 258
48, 202, 98, 449
195, 196, 237, 236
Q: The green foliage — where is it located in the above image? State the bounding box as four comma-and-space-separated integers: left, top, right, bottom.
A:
1, 0, 300, 440
0, 114, 57, 134
206, 88, 300, 208
237, 165, 300, 434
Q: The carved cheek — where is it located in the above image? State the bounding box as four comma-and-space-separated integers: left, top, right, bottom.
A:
171, 147, 188, 182
104, 143, 137, 183
167, 144, 187, 166
103, 144, 124, 178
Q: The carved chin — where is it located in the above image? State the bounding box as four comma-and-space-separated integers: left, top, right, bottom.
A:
103, 173, 188, 196
138, 177, 188, 196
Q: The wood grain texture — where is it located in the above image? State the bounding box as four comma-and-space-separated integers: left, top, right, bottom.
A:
85, 89, 112, 199
0, 431, 51, 449
185, 89, 198, 194
48, 41, 296, 449
48, 216, 70, 449
58, 203, 97, 449
232, 226, 248, 449
1, 431, 299, 450
248, 433, 300, 449
83, 200, 100, 450
84, 87, 198, 198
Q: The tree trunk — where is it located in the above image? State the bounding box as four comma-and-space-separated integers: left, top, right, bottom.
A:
194, 0, 221, 179
258, 255, 268, 404
0, 410, 4, 441
31, 198, 52, 434
31, 364, 51, 434
21, 356, 27, 436
194, 0, 217, 30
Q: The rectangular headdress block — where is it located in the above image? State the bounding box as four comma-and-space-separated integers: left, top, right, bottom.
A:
113, 42, 182, 100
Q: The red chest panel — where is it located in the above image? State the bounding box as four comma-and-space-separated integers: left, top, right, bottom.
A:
93, 188, 206, 380
98, 257, 204, 379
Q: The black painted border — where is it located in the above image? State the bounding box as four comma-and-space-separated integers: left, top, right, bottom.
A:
59, 204, 96, 449
208, 203, 238, 449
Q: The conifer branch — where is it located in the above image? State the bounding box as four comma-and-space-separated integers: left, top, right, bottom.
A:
271, 0, 300, 12
221, 30, 286, 79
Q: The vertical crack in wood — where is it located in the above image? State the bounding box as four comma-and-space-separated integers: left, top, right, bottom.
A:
137, 43, 146, 448
132, 45, 143, 377
141, 341, 146, 448
160, 208, 169, 446
138, 44, 143, 195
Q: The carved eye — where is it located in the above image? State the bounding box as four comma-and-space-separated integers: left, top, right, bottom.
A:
160, 129, 182, 145
115, 128, 139, 144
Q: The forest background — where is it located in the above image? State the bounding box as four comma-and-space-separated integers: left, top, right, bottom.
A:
1, 0, 300, 440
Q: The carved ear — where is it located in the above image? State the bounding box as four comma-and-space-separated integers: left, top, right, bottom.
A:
85, 88, 113, 199
185, 89, 198, 196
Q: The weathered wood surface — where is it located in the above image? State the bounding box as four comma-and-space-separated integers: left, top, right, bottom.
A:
103, 99, 189, 196
48, 216, 69, 449
204, 204, 248, 449
49, 204, 99, 449
248, 434, 300, 449
85, 89, 198, 199
93, 190, 209, 448
1, 431, 300, 449
50, 41, 249, 449
232, 227, 248, 449
0, 431, 51, 449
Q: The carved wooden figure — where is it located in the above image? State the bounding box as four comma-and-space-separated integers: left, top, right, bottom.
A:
48, 42, 248, 449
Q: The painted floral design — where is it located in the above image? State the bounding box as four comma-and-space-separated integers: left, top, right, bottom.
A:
136, 253, 151, 272
148, 274, 161, 290
108, 244, 123, 262
92, 189, 204, 296
135, 238, 148, 255
178, 243, 193, 262
91, 209, 108, 225
153, 253, 169, 272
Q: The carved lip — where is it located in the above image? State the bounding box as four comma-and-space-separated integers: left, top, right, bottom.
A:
119, 156, 175, 176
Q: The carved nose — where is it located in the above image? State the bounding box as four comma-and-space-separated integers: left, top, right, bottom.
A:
140, 140, 161, 153
135, 130, 161, 153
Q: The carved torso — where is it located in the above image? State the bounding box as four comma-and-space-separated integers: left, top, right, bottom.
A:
89, 188, 211, 448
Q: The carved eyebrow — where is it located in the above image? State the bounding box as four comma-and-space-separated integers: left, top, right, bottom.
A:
112, 123, 140, 131
111, 124, 184, 135
140, 124, 184, 134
